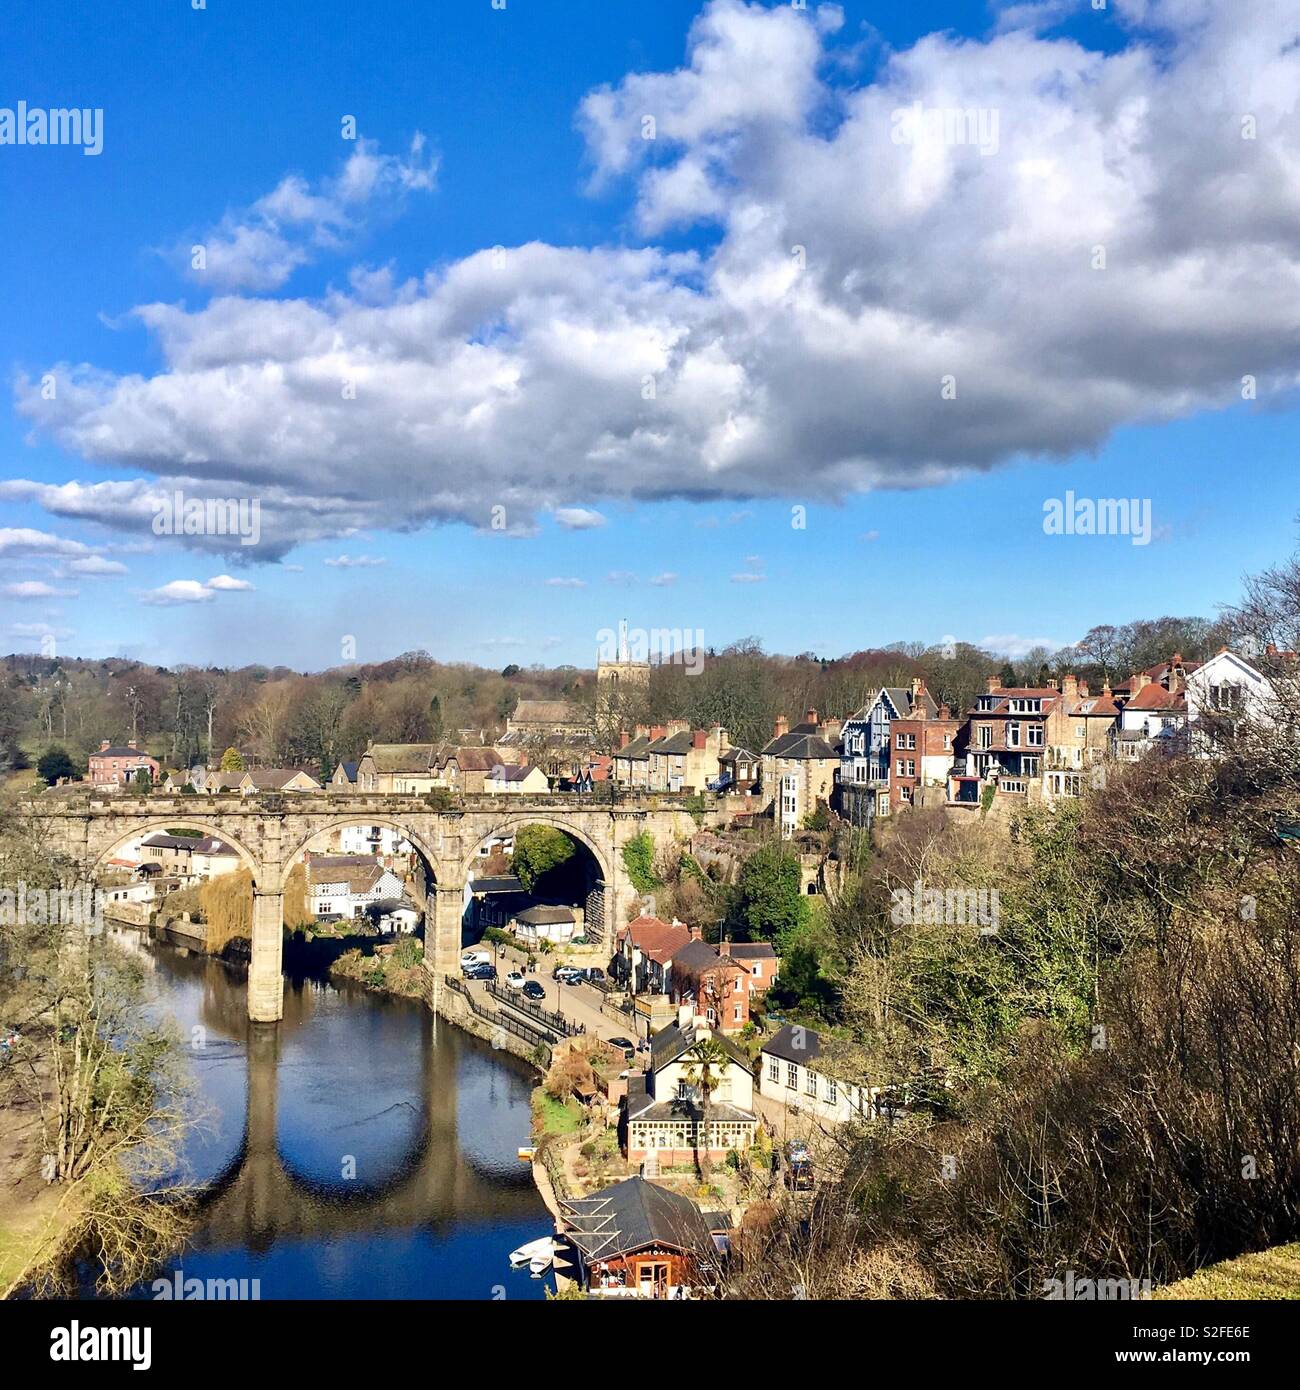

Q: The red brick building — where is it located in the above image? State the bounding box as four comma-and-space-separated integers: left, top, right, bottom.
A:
887, 689, 966, 812
87, 740, 160, 788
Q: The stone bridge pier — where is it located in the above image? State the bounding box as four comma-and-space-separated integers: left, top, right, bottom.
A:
32, 792, 723, 1024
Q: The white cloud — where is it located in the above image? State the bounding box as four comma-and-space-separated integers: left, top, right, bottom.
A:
554, 508, 607, 531
649, 572, 679, 586
10, 622, 74, 640
0, 527, 90, 558
731, 571, 766, 583
15, 0, 1300, 556
2, 581, 78, 599
139, 580, 216, 606
979, 633, 1064, 659
205, 574, 255, 591
323, 554, 386, 568
66, 555, 129, 576
544, 577, 586, 588
167, 136, 437, 292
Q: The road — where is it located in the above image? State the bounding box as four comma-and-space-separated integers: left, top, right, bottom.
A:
461, 940, 648, 1052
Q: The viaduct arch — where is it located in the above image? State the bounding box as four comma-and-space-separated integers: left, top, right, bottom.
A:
31, 791, 730, 1023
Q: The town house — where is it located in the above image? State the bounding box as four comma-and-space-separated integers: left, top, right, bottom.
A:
760, 709, 842, 838
614, 915, 693, 995
88, 739, 160, 788
885, 680, 966, 813
668, 939, 754, 1032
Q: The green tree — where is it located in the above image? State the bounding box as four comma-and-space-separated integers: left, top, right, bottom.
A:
681, 1035, 731, 1176
36, 746, 76, 785
622, 832, 661, 895
512, 824, 577, 892
733, 842, 809, 945
219, 746, 245, 771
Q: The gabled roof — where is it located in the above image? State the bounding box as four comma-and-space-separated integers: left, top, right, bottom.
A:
723, 941, 777, 960
671, 939, 743, 977
362, 744, 437, 774
648, 1018, 750, 1073
719, 746, 759, 763
1073, 692, 1121, 717
618, 915, 692, 963
561, 1177, 716, 1263
1125, 684, 1188, 712
762, 1022, 827, 1065
435, 745, 501, 773
646, 730, 696, 755
761, 723, 840, 759
335, 761, 358, 782
616, 735, 653, 760
516, 904, 575, 924
242, 768, 320, 790
508, 699, 583, 725
92, 745, 157, 760
489, 763, 541, 782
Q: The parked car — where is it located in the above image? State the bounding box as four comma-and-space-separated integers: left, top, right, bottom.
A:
784, 1140, 814, 1191
465, 963, 496, 982
553, 966, 582, 984
521, 980, 546, 1002
606, 1036, 636, 1059
461, 950, 491, 970
580, 967, 606, 984
504, 971, 526, 990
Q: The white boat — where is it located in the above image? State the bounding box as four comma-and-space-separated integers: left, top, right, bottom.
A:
509, 1236, 558, 1271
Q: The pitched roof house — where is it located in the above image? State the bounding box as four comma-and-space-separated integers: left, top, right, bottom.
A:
761, 708, 842, 837
614, 915, 693, 993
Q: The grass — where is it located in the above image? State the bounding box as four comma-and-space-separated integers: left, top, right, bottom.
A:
1154, 1244, 1300, 1300
531, 1091, 584, 1138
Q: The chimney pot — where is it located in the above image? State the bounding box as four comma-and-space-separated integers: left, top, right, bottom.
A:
774, 713, 789, 738
619, 730, 630, 749
805, 708, 818, 727
986, 675, 1003, 694
100, 739, 110, 751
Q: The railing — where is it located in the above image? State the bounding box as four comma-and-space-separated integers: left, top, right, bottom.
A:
442, 975, 558, 1056
485, 979, 579, 1037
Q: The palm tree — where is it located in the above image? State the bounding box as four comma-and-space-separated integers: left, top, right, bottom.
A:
681, 1035, 731, 1177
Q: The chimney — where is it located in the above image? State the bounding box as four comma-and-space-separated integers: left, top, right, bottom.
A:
1061, 673, 1079, 703
805, 707, 818, 728
692, 730, 706, 750
619, 730, 630, 749
718, 941, 732, 957
938, 704, 951, 719
1131, 671, 1151, 694
986, 675, 1003, 694
823, 717, 842, 744
677, 1003, 693, 1030
127, 739, 138, 750
716, 726, 730, 752
100, 739, 111, 751
774, 713, 789, 738
687, 923, 703, 941
1046, 678, 1058, 691
911, 676, 924, 699
1078, 682, 1090, 698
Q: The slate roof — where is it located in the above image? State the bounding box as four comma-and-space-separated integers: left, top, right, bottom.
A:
335, 761, 358, 782
761, 722, 840, 759
363, 744, 437, 774
92, 746, 157, 760
648, 1018, 750, 1073
490, 763, 540, 782
762, 1022, 827, 1065
561, 1176, 717, 1262
670, 939, 742, 977
723, 941, 777, 960
508, 699, 584, 726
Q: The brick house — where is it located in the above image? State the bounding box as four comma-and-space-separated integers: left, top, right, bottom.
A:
613, 915, 693, 994
718, 940, 778, 996
88, 739, 160, 788
644, 723, 730, 794
839, 681, 938, 824
668, 939, 753, 1032
964, 677, 1061, 797
886, 681, 966, 813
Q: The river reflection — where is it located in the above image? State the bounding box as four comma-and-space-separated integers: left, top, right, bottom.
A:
112, 929, 551, 1300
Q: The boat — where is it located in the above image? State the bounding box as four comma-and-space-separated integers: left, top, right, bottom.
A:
509, 1236, 558, 1272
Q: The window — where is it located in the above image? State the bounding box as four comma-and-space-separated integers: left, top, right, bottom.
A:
901, 786, 913, 803
805, 1071, 817, 1097
877, 792, 890, 817
1027, 724, 1044, 747
786, 1062, 798, 1089
827, 1078, 837, 1105
1210, 683, 1241, 712
896, 759, 905, 776
943, 733, 952, 750
1022, 756, 1040, 777
1007, 723, 1020, 747
978, 725, 992, 748
905, 760, 916, 777
769, 1058, 780, 1083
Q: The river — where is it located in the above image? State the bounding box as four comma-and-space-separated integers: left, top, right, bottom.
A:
108, 927, 553, 1301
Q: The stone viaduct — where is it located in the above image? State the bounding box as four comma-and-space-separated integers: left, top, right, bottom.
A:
28, 790, 726, 1023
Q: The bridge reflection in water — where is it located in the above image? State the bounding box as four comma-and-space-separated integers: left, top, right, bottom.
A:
121, 932, 551, 1300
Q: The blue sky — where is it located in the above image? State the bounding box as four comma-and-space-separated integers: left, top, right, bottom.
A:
2, 0, 1297, 669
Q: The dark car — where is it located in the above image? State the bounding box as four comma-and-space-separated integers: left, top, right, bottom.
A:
606, 1036, 636, 1059
521, 980, 546, 1002
580, 967, 606, 984
465, 963, 497, 982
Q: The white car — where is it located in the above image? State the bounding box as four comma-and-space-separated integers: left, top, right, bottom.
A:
461, 950, 491, 970
504, 971, 527, 990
